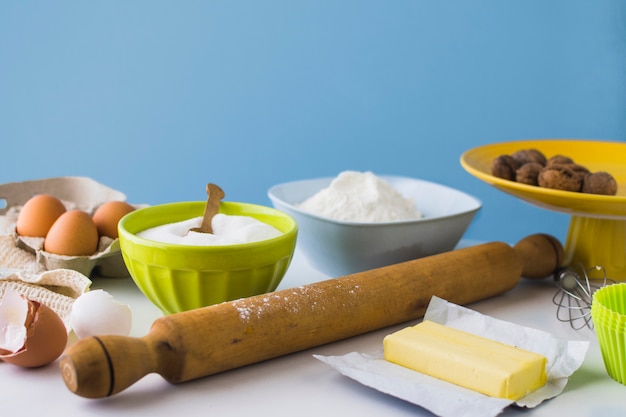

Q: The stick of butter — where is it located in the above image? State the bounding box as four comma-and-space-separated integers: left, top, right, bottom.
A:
383, 320, 547, 400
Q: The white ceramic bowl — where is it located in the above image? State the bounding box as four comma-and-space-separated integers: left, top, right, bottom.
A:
268, 176, 482, 277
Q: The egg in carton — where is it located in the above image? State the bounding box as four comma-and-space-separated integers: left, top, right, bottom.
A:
0, 176, 136, 278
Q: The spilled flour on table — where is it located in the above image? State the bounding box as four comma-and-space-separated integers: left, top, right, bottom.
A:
231, 283, 362, 322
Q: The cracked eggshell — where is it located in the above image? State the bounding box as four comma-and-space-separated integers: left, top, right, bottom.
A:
0, 290, 69, 368
69, 289, 132, 339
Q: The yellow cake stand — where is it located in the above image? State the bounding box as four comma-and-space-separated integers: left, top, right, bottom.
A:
461, 139, 626, 281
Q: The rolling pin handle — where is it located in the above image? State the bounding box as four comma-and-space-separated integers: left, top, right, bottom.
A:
60, 332, 179, 399
513, 233, 564, 279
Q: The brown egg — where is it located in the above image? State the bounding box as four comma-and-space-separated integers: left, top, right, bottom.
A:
92, 201, 135, 238
15, 194, 67, 237
0, 293, 68, 368
44, 210, 99, 256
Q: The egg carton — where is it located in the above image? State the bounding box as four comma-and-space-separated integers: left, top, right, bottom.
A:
0, 176, 131, 278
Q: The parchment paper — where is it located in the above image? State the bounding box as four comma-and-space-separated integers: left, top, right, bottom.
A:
314, 296, 589, 417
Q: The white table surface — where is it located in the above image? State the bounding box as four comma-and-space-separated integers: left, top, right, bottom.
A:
2, 244, 625, 417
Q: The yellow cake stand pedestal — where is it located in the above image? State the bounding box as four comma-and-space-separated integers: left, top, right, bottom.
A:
565, 216, 626, 279
461, 139, 626, 281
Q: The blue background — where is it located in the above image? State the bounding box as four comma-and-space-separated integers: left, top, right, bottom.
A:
2, 1, 625, 245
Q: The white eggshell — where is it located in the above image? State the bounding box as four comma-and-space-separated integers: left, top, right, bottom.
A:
0, 290, 28, 352
69, 289, 132, 339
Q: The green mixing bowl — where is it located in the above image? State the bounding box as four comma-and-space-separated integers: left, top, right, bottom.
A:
118, 201, 298, 314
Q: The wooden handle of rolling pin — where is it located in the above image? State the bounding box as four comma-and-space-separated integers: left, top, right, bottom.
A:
60, 233, 563, 398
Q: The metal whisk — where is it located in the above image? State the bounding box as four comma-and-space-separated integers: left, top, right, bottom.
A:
552, 264, 614, 330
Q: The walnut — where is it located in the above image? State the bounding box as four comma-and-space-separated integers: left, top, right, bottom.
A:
491, 155, 520, 181
512, 149, 547, 166
566, 162, 589, 175
581, 171, 618, 195
547, 155, 575, 166
515, 162, 543, 186
538, 165, 583, 192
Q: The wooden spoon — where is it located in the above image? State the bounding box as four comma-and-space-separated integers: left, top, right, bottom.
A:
189, 183, 225, 234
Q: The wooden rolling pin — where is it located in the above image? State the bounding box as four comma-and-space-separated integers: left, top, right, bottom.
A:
60, 233, 563, 398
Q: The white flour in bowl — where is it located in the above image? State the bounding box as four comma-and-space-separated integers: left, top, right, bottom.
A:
297, 171, 422, 222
